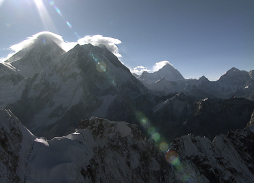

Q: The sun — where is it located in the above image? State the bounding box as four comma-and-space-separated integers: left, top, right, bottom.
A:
34, 0, 43, 7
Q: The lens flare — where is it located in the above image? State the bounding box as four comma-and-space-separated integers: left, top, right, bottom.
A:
96, 62, 106, 72
74, 32, 81, 39
165, 150, 178, 164
66, 21, 72, 28
152, 133, 160, 141
135, 111, 150, 129
0, 0, 5, 7
165, 150, 194, 182
49, 1, 78, 38
148, 127, 155, 135
89, 52, 119, 89
159, 142, 168, 151
54, 6, 62, 16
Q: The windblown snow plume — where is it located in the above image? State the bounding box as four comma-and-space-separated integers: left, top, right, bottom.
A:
8, 32, 122, 58
153, 61, 173, 72
10, 31, 65, 52
132, 66, 151, 75
78, 35, 122, 57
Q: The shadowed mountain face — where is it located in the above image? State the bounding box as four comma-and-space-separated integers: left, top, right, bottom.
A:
151, 93, 254, 142
4, 41, 155, 139
1, 36, 254, 142
0, 109, 172, 183
1, 109, 254, 182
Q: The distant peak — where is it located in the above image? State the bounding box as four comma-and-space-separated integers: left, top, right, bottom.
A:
160, 63, 175, 70
222, 67, 241, 76
228, 67, 240, 72
198, 75, 209, 82
140, 71, 149, 75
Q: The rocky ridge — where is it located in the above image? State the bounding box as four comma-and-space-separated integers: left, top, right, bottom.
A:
168, 110, 254, 182
152, 93, 254, 141
0, 109, 172, 183
1, 109, 254, 182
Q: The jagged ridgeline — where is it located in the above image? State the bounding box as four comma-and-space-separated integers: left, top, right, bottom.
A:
1, 109, 254, 182
1, 36, 154, 139
1, 35, 254, 142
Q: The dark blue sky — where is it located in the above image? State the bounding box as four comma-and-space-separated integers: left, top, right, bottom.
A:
0, 0, 253, 80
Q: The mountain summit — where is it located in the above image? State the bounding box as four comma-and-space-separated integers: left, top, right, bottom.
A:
4, 36, 65, 78
139, 63, 184, 83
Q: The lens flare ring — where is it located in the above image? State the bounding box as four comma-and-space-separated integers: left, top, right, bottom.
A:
49, 1, 79, 38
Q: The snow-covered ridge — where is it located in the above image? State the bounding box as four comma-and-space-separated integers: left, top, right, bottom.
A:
0, 109, 171, 182
169, 113, 254, 182
1, 109, 254, 182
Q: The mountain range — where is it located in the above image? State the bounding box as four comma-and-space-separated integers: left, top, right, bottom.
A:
0, 34, 254, 182
0, 35, 254, 140
136, 64, 254, 101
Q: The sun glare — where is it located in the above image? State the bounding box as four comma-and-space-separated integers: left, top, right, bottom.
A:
0, 0, 5, 7
34, 0, 43, 7
34, 0, 57, 32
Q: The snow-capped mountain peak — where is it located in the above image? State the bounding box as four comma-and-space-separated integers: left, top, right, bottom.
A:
198, 75, 209, 82
3, 36, 65, 78
138, 62, 184, 83
218, 67, 252, 84
225, 67, 240, 75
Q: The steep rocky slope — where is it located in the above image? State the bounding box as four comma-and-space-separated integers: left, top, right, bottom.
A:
152, 93, 254, 141
1, 109, 254, 182
0, 63, 26, 108
0, 109, 172, 183
6, 43, 154, 139
168, 111, 254, 182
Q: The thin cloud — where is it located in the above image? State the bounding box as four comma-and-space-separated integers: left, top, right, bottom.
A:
131, 66, 151, 75
78, 35, 122, 57
152, 61, 173, 72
